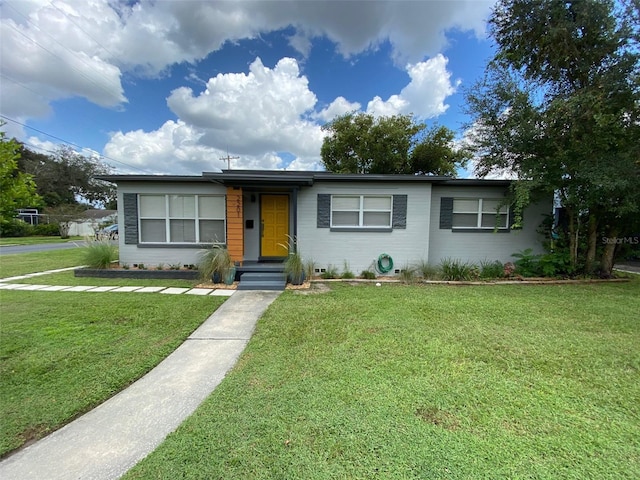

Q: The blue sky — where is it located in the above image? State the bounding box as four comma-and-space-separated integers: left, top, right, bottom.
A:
0, 0, 496, 175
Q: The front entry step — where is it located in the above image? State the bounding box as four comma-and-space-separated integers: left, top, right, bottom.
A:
237, 272, 286, 291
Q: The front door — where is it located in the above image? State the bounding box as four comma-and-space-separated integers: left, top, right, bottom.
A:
261, 194, 289, 257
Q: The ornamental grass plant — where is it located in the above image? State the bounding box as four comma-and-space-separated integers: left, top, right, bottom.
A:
83, 239, 118, 269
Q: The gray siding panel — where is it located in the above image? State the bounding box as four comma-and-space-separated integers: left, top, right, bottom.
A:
392, 194, 407, 229
317, 194, 330, 228
439, 197, 453, 229
123, 193, 138, 245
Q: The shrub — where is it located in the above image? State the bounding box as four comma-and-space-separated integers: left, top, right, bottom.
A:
439, 258, 478, 281
321, 265, 339, 279
83, 240, 118, 269
511, 248, 542, 277
33, 223, 61, 236
415, 259, 441, 280
0, 219, 34, 237
398, 264, 418, 284
341, 261, 355, 279
538, 251, 574, 277
360, 270, 376, 279
304, 259, 318, 280
479, 260, 504, 279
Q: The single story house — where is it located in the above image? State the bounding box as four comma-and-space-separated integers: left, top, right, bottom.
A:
99, 170, 551, 275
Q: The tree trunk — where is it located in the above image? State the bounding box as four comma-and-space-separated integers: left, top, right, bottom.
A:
585, 213, 598, 273
567, 208, 578, 268
600, 227, 620, 278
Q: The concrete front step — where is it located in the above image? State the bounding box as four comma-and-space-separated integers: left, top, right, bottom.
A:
237, 272, 286, 291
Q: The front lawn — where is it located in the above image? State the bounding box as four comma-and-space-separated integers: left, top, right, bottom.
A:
0, 290, 224, 457
0, 248, 86, 279
126, 281, 640, 479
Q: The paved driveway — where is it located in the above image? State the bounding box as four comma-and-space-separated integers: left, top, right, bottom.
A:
0, 241, 89, 255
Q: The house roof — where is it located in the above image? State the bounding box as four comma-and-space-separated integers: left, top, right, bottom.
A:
98, 170, 512, 187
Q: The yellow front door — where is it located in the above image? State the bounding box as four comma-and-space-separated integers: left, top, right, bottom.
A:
261, 194, 289, 257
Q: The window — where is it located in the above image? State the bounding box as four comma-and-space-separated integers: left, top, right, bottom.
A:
452, 198, 508, 229
331, 195, 392, 228
138, 194, 225, 243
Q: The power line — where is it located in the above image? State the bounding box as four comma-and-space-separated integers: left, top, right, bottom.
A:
47, 0, 119, 62
0, 114, 152, 174
4, 16, 122, 104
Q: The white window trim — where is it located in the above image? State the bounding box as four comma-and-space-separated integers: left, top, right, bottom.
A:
330, 194, 393, 229
452, 198, 509, 230
138, 194, 226, 244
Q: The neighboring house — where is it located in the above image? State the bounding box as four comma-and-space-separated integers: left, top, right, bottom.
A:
99, 171, 551, 275
68, 209, 117, 237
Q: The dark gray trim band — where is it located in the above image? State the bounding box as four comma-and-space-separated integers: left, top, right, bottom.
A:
137, 243, 221, 249
451, 228, 511, 233
330, 227, 393, 233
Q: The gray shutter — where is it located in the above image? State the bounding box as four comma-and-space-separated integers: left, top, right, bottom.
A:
317, 194, 330, 228
439, 197, 453, 229
123, 193, 138, 244
392, 195, 407, 229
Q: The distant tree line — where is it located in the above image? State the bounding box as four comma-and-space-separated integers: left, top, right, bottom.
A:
0, 128, 116, 237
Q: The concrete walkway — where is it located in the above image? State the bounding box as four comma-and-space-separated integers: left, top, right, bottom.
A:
0, 289, 282, 480
0, 267, 236, 296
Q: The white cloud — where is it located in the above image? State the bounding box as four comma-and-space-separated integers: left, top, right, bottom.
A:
314, 97, 361, 123
103, 53, 460, 174
0, 0, 491, 121
366, 54, 458, 118
166, 57, 325, 158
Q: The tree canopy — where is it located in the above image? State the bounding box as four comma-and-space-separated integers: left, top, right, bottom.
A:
18, 144, 116, 208
0, 131, 41, 229
320, 113, 469, 176
466, 0, 639, 276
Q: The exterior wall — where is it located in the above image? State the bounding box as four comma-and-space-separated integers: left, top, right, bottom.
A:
296, 182, 432, 276
226, 187, 243, 263
116, 181, 226, 268
428, 185, 552, 265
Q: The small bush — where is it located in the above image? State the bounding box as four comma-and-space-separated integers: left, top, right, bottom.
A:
304, 259, 317, 280
341, 261, 355, 279
479, 260, 504, 279
33, 223, 61, 236
0, 219, 34, 237
83, 240, 118, 269
360, 270, 376, 279
415, 259, 441, 280
512, 248, 542, 277
439, 258, 478, 281
321, 265, 339, 279
398, 264, 418, 284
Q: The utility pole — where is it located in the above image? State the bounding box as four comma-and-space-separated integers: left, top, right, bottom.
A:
220, 153, 239, 169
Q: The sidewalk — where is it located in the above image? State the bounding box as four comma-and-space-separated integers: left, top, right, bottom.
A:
0, 289, 282, 480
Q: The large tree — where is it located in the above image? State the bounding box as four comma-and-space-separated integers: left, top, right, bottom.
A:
0, 131, 41, 230
18, 145, 116, 208
466, 0, 639, 276
320, 113, 469, 176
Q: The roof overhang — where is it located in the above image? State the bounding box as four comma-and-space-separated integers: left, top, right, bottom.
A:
97, 171, 513, 188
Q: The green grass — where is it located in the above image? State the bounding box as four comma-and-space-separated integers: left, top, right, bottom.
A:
10, 270, 198, 288
0, 290, 224, 456
0, 249, 200, 288
0, 236, 83, 246
0, 248, 86, 278
125, 281, 640, 479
